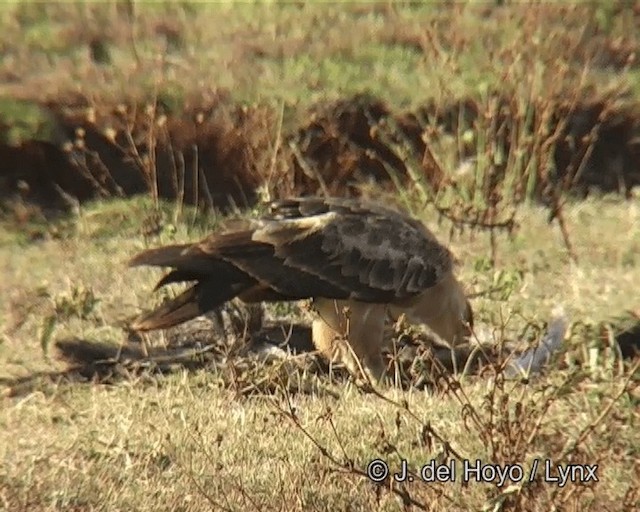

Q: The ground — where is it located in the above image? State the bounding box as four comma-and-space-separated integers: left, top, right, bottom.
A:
1, 3, 639, 512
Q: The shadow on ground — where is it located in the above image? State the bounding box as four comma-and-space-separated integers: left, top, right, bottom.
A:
3, 312, 638, 399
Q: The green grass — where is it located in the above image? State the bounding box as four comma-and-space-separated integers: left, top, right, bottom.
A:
1, 2, 638, 138
0, 99, 53, 144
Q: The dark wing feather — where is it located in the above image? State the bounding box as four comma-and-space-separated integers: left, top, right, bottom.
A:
199, 227, 353, 300
130, 277, 253, 331
129, 196, 453, 330
251, 197, 453, 301
129, 240, 259, 330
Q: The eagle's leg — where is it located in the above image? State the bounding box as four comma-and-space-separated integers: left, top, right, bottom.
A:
312, 299, 388, 382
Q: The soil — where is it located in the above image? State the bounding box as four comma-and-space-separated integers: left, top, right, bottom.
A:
1, 92, 640, 217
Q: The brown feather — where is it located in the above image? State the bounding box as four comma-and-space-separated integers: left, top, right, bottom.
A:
129, 196, 471, 380
131, 285, 202, 331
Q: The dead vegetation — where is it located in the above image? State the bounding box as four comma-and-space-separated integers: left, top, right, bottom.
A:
2, 3, 640, 223
2, 92, 640, 220
1, 2, 640, 511
2, 194, 639, 511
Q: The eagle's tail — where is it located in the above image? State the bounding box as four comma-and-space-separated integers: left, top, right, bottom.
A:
129, 244, 256, 331
130, 284, 205, 331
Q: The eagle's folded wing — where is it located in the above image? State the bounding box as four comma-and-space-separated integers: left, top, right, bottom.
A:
129, 196, 455, 330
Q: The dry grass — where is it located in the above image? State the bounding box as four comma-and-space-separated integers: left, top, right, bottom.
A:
0, 3, 638, 111
1, 374, 636, 511
2, 2, 640, 220
1, 2, 640, 511
1, 196, 639, 511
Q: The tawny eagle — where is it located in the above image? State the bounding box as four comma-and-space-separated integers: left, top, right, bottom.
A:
129, 196, 473, 381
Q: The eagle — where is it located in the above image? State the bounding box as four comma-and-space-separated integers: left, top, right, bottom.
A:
129, 196, 473, 382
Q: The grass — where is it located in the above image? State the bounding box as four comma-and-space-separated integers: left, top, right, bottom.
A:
1, 194, 639, 511
2, 375, 634, 510
1, 2, 640, 511
0, 2, 638, 129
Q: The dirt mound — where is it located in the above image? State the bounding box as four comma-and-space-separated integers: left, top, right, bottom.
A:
1, 93, 640, 220
286, 94, 408, 196
48, 96, 275, 211
552, 100, 640, 196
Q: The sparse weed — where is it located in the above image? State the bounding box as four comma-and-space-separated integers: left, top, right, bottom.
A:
0, 3, 639, 512
38, 285, 99, 358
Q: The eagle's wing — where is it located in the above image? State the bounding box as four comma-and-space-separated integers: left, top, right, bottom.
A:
251, 196, 453, 302
129, 196, 454, 330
